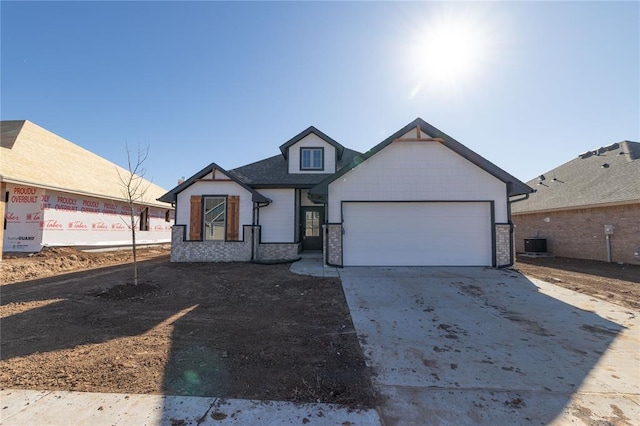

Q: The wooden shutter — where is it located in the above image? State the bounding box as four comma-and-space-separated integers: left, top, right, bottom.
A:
226, 195, 240, 241
189, 196, 202, 240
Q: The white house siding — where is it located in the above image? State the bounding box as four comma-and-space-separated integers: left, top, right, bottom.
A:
258, 189, 295, 243
175, 178, 253, 240
287, 134, 337, 174
328, 142, 508, 222
3, 183, 173, 252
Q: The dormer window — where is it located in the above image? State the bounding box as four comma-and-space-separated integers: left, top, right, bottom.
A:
300, 147, 324, 171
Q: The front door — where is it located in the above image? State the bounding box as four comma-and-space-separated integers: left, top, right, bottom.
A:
301, 207, 324, 251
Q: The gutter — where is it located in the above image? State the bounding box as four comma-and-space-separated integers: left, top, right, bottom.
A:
509, 193, 531, 204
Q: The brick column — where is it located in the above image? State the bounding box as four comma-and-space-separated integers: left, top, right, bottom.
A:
495, 224, 512, 267
323, 224, 343, 266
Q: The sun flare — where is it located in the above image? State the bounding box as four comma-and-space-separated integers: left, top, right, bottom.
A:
407, 13, 493, 96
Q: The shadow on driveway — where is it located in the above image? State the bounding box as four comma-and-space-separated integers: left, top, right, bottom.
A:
340, 266, 639, 425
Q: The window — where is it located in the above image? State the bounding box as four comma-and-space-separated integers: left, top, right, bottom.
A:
204, 196, 226, 240
139, 207, 149, 231
4, 191, 7, 230
300, 148, 324, 170
189, 195, 239, 241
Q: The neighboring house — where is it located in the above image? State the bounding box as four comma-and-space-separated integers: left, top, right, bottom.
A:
160, 118, 532, 267
1, 120, 174, 257
512, 141, 640, 265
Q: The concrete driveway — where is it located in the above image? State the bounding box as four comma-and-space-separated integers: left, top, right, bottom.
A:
340, 267, 640, 425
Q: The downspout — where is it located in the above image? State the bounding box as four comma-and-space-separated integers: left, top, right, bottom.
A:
252, 201, 270, 261
251, 202, 256, 261
507, 192, 531, 267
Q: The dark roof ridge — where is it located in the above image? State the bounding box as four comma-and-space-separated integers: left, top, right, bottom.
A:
310, 118, 533, 197
158, 162, 270, 204
578, 140, 640, 162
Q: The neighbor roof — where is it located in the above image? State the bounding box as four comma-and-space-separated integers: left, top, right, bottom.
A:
0, 120, 171, 208
310, 118, 533, 197
512, 140, 640, 214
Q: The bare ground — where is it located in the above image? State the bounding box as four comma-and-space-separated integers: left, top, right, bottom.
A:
1, 248, 638, 407
1, 250, 376, 407
516, 255, 640, 311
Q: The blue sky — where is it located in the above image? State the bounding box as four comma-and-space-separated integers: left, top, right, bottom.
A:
2, 1, 638, 191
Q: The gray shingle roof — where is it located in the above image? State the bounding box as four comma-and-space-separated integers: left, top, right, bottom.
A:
512, 141, 640, 213
228, 149, 362, 187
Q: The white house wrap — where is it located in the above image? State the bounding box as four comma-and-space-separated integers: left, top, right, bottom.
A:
1, 120, 174, 255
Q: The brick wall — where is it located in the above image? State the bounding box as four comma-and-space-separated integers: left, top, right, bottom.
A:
256, 242, 301, 261
513, 203, 640, 265
323, 224, 342, 266
171, 225, 301, 262
171, 225, 253, 262
495, 224, 512, 267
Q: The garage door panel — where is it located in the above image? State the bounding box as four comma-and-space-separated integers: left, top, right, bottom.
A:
343, 202, 492, 266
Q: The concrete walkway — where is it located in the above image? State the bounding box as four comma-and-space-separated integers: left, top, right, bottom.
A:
339, 266, 640, 425
0, 390, 380, 425
289, 252, 339, 277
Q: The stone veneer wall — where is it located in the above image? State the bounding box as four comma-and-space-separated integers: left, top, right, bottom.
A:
256, 242, 301, 261
495, 223, 512, 267
323, 224, 342, 266
171, 225, 301, 262
171, 225, 253, 262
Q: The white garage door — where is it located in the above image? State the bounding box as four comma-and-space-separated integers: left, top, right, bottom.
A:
342, 202, 492, 266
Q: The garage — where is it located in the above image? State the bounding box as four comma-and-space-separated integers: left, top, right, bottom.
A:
342, 201, 493, 266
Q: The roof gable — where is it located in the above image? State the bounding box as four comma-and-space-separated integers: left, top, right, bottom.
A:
279, 126, 345, 160
310, 118, 533, 197
512, 140, 640, 213
158, 162, 270, 204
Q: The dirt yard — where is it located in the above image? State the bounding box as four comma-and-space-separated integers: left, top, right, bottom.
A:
516, 255, 640, 311
0, 250, 375, 407
1, 248, 638, 407
1, 245, 172, 284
